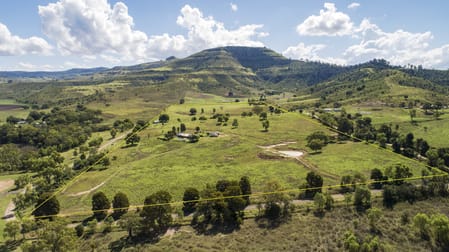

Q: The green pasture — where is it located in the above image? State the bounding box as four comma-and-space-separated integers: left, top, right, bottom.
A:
56, 93, 433, 216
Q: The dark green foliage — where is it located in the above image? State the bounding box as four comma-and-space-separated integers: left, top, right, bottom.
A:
75, 224, 84, 237
370, 168, 385, 189
91, 191, 110, 221
158, 114, 170, 124
112, 192, 130, 219
304, 172, 323, 198
183, 187, 200, 214
141, 190, 173, 236
113, 119, 134, 132
32, 193, 60, 220
125, 133, 140, 146
239, 176, 252, 205
189, 108, 197, 115
264, 202, 282, 221
354, 186, 371, 211
180, 123, 186, 132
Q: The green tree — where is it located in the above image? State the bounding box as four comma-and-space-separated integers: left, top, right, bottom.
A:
314, 192, 326, 214
354, 186, 371, 211
180, 123, 187, 132
182, 187, 200, 214
3, 220, 20, 241
189, 108, 197, 115
306, 131, 329, 144
92, 191, 110, 221
324, 191, 334, 211
32, 193, 60, 220
21, 220, 78, 252
141, 190, 173, 236
370, 168, 385, 189
367, 207, 382, 231
305, 172, 323, 198
262, 120, 270, 132
119, 212, 141, 239
307, 139, 324, 153
110, 128, 117, 139
239, 176, 252, 205
125, 133, 140, 146
232, 119, 239, 128
112, 192, 129, 219
158, 114, 170, 124
413, 213, 431, 240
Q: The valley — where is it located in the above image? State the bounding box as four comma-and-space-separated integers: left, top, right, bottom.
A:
1, 46, 449, 251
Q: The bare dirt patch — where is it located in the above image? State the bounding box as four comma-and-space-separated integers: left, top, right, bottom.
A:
0, 104, 23, 111
0, 179, 14, 193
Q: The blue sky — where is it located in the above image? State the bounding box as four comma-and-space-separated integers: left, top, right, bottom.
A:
1, 0, 448, 71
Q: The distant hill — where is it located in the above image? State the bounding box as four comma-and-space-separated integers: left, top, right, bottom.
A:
2, 46, 449, 105
0, 67, 108, 80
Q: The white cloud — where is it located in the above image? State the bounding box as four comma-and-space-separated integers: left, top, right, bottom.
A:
347, 2, 360, 9
297, 2, 354, 36
344, 19, 449, 67
38, 0, 149, 62
283, 42, 346, 65
38, 1, 266, 62
17, 62, 58, 71
147, 4, 265, 58
230, 3, 238, 12
0, 23, 52, 56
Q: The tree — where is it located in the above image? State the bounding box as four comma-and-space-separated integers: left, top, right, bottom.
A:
92, 191, 110, 221
119, 212, 141, 239
110, 128, 117, 139
340, 175, 354, 193
305, 172, 323, 198
367, 207, 382, 231
3, 220, 20, 241
158, 114, 170, 124
232, 119, 239, 128
259, 112, 267, 121
383, 185, 398, 209
306, 131, 329, 144
370, 168, 384, 189
21, 220, 78, 252
324, 191, 334, 211
125, 133, 140, 146
307, 139, 325, 153
183, 187, 200, 214
262, 120, 269, 132
314, 193, 326, 214
354, 186, 371, 211
32, 193, 60, 220
189, 108, 197, 115
141, 190, 173, 236
112, 192, 129, 219
239, 176, 251, 205
413, 213, 431, 240
180, 123, 186, 132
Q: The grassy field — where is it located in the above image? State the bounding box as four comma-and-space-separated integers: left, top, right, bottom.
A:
344, 105, 449, 148
54, 93, 432, 217
0, 99, 29, 124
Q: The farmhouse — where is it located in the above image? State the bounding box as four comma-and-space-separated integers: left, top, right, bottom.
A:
177, 133, 193, 138
207, 131, 220, 137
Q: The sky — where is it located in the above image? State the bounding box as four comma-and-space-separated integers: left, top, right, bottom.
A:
1, 0, 449, 71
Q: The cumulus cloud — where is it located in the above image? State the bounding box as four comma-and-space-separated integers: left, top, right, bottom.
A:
0, 23, 52, 56
283, 42, 346, 65
347, 2, 360, 9
38, 0, 149, 62
37, 1, 265, 62
345, 19, 449, 67
291, 4, 449, 68
230, 3, 238, 12
297, 2, 354, 36
147, 4, 265, 58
